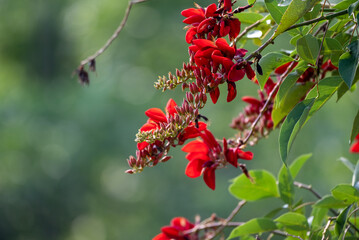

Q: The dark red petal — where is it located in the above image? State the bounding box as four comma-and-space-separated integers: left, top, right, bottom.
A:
137, 142, 149, 150
212, 55, 233, 71
152, 233, 169, 240
182, 140, 209, 153
195, 48, 215, 59
205, 3, 217, 17
171, 217, 194, 229
140, 122, 158, 132
242, 96, 261, 106
210, 87, 220, 104
236, 48, 248, 57
356, 134, 359, 140
197, 18, 216, 33
166, 98, 177, 116
219, 21, 230, 37
223, 0, 232, 11
145, 108, 167, 123
237, 149, 253, 160
183, 15, 205, 24
228, 18, 241, 40
188, 44, 199, 53
203, 167, 216, 190
181, 8, 204, 17
185, 27, 197, 44
215, 38, 235, 58
226, 149, 238, 167
161, 226, 180, 238
185, 159, 205, 178
274, 61, 298, 74
186, 152, 210, 161
245, 64, 255, 80
228, 64, 245, 82
193, 39, 217, 49
201, 129, 219, 149
227, 81, 237, 102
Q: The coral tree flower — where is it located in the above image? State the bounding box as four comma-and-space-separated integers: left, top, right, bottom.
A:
182, 127, 253, 190
153, 217, 194, 240
350, 134, 359, 153
138, 99, 177, 150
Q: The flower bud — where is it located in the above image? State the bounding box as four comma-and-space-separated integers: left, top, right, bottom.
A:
125, 169, 134, 174
186, 92, 194, 103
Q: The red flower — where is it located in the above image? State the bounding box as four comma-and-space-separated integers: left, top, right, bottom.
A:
153, 217, 194, 240
138, 99, 178, 150
351, 134, 359, 153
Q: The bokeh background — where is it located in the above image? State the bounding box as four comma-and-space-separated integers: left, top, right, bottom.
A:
0, 0, 357, 239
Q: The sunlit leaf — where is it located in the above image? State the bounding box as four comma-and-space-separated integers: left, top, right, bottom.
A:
235, 12, 264, 24
275, 212, 309, 231
313, 195, 349, 209
227, 218, 278, 239
333, 0, 357, 10
289, 153, 312, 178
229, 170, 279, 201
279, 99, 314, 164
310, 207, 328, 229
265, 0, 286, 24
331, 184, 359, 204
278, 165, 294, 205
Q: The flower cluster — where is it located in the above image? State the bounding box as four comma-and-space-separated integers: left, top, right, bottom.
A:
153, 217, 195, 240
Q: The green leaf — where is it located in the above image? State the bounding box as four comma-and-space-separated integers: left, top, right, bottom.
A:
338, 157, 355, 172
296, 34, 320, 65
310, 207, 328, 229
304, 4, 321, 21
313, 195, 349, 209
275, 212, 309, 231
348, 1, 359, 16
336, 77, 359, 101
274, 0, 320, 38
227, 218, 278, 239
289, 153, 312, 179
265, 0, 287, 25
350, 110, 359, 144
323, 38, 343, 66
352, 160, 359, 190
305, 76, 343, 121
229, 170, 279, 201
290, 34, 302, 46
256, 52, 294, 89
335, 205, 352, 236
278, 165, 294, 205
235, 12, 264, 24
279, 99, 315, 164
333, 0, 357, 10
339, 40, 359, 89
265, 207, 284, 218
331, 184, 359, 204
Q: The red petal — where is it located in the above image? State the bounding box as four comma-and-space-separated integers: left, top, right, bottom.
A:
140, 122, 158, 132
237, 149, 253, 160
161, 226, 180, 238
228, 64, 245, 82
188, 44, 199, 53
226, 149, 238, 167
201, 129, 219, 149
182, 140, 208, 153
228, 18, 241, 40
215, 38, 235, 58
152, 233, 168, 240
197, 18, 216, 33
185, 159, 205, 178
145, 108, 167, 123
195, 48, 215, 59
223, 0, 232, 11
212, 55, 233, 71
245, 64, 255, 80
166, 98, 177, 117
186, 152, 210, 161
181, 8, 204, 17
203, 167, 216, 190
210, 87, 220, 104
193, 39, 217, 49
205, 3, 218, 17
350, 142, 359, 153
236, 49, 248, 57
356, 134, 359, 140
227, 81, 237, 102
171, 217, 193, 229
219, 21, 230, 37
185, 27, 197, 44
183, 15, 205, 24
242, 96, 261, 106
137, 141, 149, 150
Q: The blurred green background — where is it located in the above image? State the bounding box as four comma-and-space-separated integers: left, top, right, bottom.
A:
0, 0, 358, 239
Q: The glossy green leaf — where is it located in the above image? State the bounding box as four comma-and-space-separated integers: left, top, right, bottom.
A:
274, 0, 320, 37
227, 218, 278, 239
310, 207, 328, 229
352, 160, 359, 190
323, 38, 343, 66
339, 40, 359, 89
265, 0, 286, 25
313, 195, 349, 209
333, 0, 357, 10
305, 76, 343, 121
289, 153, 312, 179
279, 99, 314, 164
296, 34, 320, 65
338, 157, 355, 172
229, 170, 279, 201
350, 110, 359, 144
331, 184, 359, 204
278, 165, 294, 205
256, 52, 294, 89
335, 205, 352, 236
348, 1, 359, 16
235, 12, 264, 24
275, 212, 309, 231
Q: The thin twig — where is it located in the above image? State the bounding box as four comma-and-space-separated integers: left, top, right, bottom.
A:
314, 21, 329, 97
241, 60, 297, 145
321, 218, 334, 240
206, 200, 247, 240
272, 230, 304, 240
78, 0, 147, 68
183, 221, 244, 234
292, 201, 316, 212
230, 19, 264, 47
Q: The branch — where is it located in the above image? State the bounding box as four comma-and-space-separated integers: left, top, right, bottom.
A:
230, 19, 264, 47
272, 230, 304, 240
76, 0, 147, 83
206, 200, 247, 240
